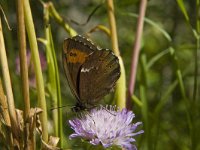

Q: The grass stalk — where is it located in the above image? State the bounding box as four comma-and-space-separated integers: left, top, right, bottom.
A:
106, 0, 126, 109
194, 0, 200, 102
45, 24, 63, 147
140, 54, 151, 150
43, 2, 59, 137
106, 0, 120, 56
23, 0, 48, 142
127, 0, 147, 109
43, 5, 63, 146
169, 48, 193, 148
0, 79, 13, 148
47, 2, 77, 37
189, 1, 200, 149
0, 17, 19, 141
16, 0, 32, 148
131, 95, 143, 107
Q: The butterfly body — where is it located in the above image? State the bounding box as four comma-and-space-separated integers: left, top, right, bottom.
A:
63, 35, 120, 112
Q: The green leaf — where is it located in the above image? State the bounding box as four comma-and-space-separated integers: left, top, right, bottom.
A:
176, 0, 190, 23
124, 12, 172, 42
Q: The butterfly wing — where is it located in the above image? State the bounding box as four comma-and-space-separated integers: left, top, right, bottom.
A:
79, 49, 120, 104
63, 35, 95, 101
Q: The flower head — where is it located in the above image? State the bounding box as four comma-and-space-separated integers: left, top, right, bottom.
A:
69, 105, 144, 150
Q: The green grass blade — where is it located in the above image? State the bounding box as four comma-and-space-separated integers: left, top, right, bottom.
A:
147, 48, 171, 69
44, 25, 63, 147
124, 13, 172, 42
23, 0, 48, 142
131, 95, 143, 107
176, 0, 190, 23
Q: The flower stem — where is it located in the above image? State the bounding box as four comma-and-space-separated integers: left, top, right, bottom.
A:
106, 0, 126, 109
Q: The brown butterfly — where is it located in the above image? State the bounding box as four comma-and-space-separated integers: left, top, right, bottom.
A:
62, 35, 120, 112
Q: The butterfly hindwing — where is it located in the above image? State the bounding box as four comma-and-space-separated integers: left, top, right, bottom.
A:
79, 49, 120, 103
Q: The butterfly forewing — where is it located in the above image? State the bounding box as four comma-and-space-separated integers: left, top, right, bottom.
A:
63, 36, 94, 101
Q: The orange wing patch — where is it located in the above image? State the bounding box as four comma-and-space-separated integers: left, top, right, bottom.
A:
67, 49, 89, 63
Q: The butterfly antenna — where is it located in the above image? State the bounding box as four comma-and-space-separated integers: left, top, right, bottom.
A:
102, 105, 116, 116
50, 105, 69, 111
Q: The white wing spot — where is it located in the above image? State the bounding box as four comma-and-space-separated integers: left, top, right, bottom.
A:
81, 67, 95, 72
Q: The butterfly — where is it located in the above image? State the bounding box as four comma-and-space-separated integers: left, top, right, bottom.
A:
62, 35, 120, 112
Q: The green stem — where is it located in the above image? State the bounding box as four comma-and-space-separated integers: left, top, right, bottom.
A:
194, 0, 200, 102
147, 48, 171, 69
140, 54, 151, 150
106, 0, 120, 56
43, 5, 63, 147
106, 0, 126, 109
44, 2, 59, 137
47, 2, 77, 37
23, 0, 48, 142
193, 37, 199, 102
131, 95, 143, 107
190, 1, 200, 149
46, 25, 63, 147
169, 48, 193, 149
114, 56, 126, 108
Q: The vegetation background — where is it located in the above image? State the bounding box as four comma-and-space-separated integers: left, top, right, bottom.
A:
0, 0, 199, 150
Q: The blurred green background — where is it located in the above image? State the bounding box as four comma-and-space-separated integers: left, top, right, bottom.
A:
0, 0, 199, 149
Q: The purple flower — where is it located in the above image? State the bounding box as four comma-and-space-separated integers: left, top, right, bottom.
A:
69, 105, 144, 150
